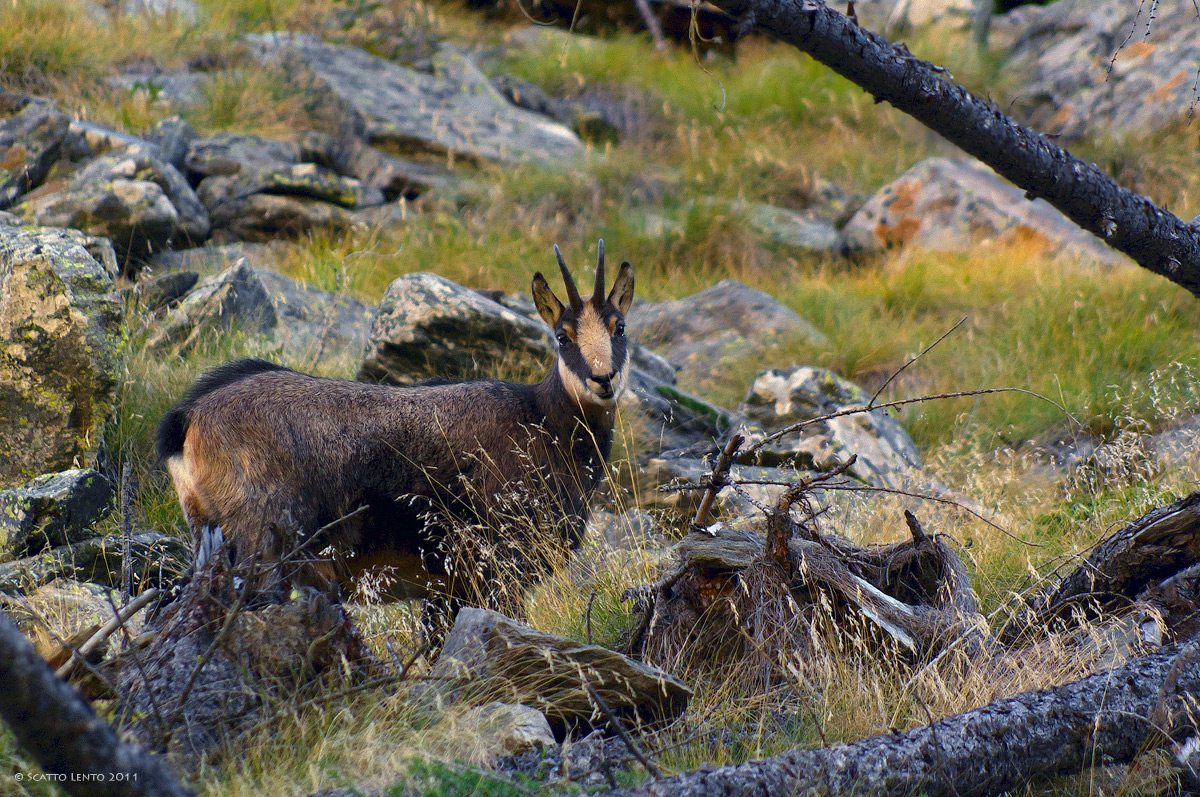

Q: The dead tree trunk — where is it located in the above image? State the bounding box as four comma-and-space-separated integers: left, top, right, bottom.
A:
613, 637, 1200, 797
707, 0, 1200, 296
0, 611, 190, 797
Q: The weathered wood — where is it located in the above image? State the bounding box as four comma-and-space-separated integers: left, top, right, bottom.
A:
708, 0, 1200, 296
0, 610, 190, 796
614, 638, 1199, 797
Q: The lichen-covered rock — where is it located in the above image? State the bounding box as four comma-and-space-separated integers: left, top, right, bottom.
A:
208, 193, 363, 242
0, 225, 122, 487
423, 608, 690, 731
998, 0, 1200, 143
359, 271, 556, 384
841, 157, 1130, 266
0, 98, 70, 209
633, 279, 827, 390
185, 131, 299, 177
68, 120, 160, 160
0, 530, 187, 594
197, 162, 383, 211
338, 141, 460, 200
736, 366, 921, 486
247, 33, 582, 165
144, 116, 199, 170
16, 151, 210, 266
0, 469, 112, 560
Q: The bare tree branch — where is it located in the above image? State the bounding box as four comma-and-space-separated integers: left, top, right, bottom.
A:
711, 0, 1200, 296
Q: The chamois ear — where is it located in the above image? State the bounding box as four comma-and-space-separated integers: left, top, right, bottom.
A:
608, 261, 635, 315
532, 272, 565, 328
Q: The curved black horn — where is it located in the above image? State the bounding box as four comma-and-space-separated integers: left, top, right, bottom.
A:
553, 244, 583, 311
592, 239, 606, 308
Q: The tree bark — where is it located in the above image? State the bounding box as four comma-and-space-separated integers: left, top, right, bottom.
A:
0, 611, 190, 797
614, 639, 1198, 796
708, 0, 1200, 296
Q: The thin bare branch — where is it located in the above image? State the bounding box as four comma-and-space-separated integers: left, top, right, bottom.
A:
868, 317, 966, 409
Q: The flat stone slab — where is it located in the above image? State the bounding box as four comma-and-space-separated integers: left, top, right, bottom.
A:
246, 33, 582, 166
426, 608, 691, 730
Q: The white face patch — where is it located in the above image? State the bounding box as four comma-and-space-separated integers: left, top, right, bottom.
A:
575, 305, 613, 376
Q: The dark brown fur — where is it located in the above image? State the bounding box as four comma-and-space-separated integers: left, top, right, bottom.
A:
156, 244, 634, 613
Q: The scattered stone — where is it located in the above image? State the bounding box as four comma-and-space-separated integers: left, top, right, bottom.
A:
247, 34, 582, 165
842, 157, 1131, 266
146, 257, 276, 351
359, 271, 556, 384
0, 530, 187, 594
197, 162, 384, 211
17, 151, 210, 266
0, 470, 113, 560
147, 258, 373, 366
185, 131, 299, 178
423, 608, 690, 731
208, 193, 364, 242
0, 99, 70, 209
491, 73, 620, 144
634, 279, 827, 390
256, 266, 374, 365
144, 116, 199, 170
455, 702, 557, 759
18, 579, 120, 649
497, 731, 635, 790
68, 120, 160, 159
338, 141, 460, 200
735, 365, 922, 487
0, 225, 122, 487
1000, 0, 1200, 142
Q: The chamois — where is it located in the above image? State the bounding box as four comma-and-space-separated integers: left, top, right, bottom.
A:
156, 241, 634, 625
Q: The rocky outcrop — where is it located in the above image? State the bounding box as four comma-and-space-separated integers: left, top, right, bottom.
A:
358, 271, 557, 384
0, 98, 70, 209
455, 702, 557, 760
207, 193, 364, 242
842, 157, 1131, 266
197, 163, 383, 211
999, 0, 1200, 142
16, 151, 210, 267
185, 132, 299, 177
423, 608, 691, 731
0, 470, 112, 561
736, 366, 921, 486
247, 34, 583, 165
0, 225, 122, 487
147, 258, 373, 366
633, 279, 828, 390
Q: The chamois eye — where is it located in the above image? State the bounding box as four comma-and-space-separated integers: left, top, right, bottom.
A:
614, 321, 625, 337
557, 332, 571, 347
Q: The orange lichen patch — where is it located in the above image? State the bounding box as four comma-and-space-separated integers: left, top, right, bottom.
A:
923, 196, 959, 214
1047, 104, 1074, 130
885, 180, 922, 214
0, 143, 27, 172
874, 217, 922, 248
1115, 41, 1156, 61
1150, 72, 1189, 103
1001, 223, 1055, 255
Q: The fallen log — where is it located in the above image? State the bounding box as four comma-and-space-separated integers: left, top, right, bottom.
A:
0, 610, 190, 797
613, 637, 1199, 796
1007, 492, 1200, 643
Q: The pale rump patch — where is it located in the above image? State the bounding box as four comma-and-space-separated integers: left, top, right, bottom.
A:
576, 304, 613, 375
166, 453, 208, 529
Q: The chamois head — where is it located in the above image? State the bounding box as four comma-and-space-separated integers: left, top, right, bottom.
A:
532, 239, 635, 409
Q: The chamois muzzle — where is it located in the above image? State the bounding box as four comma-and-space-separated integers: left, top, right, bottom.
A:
588, 370, 618, 400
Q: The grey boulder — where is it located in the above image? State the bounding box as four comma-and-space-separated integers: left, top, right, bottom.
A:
0, 470, 113, 561
0, 99, 70, 209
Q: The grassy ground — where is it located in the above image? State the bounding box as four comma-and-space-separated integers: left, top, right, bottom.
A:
3, 0, 1200, 794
